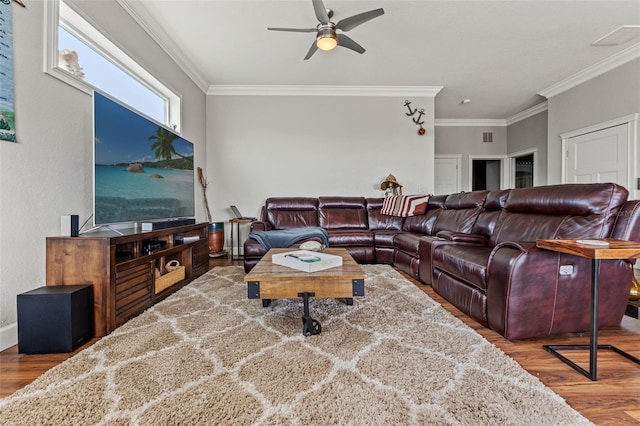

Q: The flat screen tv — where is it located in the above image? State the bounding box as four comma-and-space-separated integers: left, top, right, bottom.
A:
93, 91, 195, 226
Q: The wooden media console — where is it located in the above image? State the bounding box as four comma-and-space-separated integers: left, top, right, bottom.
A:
46, 223, 209, 337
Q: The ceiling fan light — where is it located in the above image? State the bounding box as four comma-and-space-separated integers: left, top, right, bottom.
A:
317, 35, 337, 51
316, 27, 337, 51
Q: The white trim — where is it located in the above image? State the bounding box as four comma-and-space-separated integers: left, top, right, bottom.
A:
435, 119, 506, 127
116, 0, 209, 93
468, 155, 509, 190
539, 42, 640, 99
435, 102, 548, 127
207, 85, 444, 97
507, 148, 538, 188
0, 323, 17, 352
508, 147, 538, 159
44, 0, 182, 131
560, 114, 638, 198
43, 0, 91, 94
505, 102, 548, 126
560, 114, 639, 140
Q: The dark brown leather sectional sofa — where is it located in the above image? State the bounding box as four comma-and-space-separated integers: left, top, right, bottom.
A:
243, 183, 640, 340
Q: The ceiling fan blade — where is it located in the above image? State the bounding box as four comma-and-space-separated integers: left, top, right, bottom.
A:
337, 34, 365, 54
304, 40, 319, 60
336, 8, 385, 32
267, 27, 317, 33
312, 0, 331, 24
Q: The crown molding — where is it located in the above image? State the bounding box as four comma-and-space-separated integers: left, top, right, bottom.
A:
435, 118, 507, 127
207, 85, 444, 97
435, 101, 548, 127
117, 0, 209, 93
505, 101, 548, 126
538, 42, 640, 99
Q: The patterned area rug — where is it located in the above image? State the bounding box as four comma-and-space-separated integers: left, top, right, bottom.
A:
0, 265, 591, 425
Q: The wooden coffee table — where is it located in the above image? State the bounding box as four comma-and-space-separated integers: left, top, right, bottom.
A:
244, 248, 366, 336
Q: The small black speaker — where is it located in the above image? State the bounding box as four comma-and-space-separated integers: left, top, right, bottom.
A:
61, 214, 79, 237
17, 285, 93, 353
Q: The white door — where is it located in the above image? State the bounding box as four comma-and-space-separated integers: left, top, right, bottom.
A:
434, 156, 460, 194
565, 123, 630, 187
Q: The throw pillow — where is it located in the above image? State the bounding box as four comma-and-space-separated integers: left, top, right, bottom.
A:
381, 195, 430, 217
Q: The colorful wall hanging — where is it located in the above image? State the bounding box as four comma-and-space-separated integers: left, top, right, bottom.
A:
0, 0, 16, 143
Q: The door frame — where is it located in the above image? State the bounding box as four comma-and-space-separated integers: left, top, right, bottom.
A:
507, 148, 538, 188
468, 154, 508, 190
434, 155, 462, 194
560, 114, 638, 196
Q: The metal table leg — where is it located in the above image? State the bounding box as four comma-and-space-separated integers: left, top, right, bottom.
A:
299, 292, 321, 336
543, 258, 640, 380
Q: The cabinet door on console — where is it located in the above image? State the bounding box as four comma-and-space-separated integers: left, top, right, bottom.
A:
115, 263, 152, 327
192, 241, 210, 277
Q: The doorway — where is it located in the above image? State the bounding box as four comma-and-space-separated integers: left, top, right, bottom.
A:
514, 154, 534, 188
472, 159, 501, 191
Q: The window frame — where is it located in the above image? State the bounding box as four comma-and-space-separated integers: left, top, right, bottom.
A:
44, 0, 181, 131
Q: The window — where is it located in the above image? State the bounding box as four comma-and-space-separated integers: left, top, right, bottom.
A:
45, 0, 181, 131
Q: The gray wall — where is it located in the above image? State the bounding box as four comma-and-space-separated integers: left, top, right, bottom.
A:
434, 125, 507, 191
547, 58, 640, 184
0, 0, 206, 349
507, 111, 548, 186
206, 94, 437, 224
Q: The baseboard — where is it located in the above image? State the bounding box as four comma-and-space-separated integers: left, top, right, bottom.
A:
0, 322, 18, 352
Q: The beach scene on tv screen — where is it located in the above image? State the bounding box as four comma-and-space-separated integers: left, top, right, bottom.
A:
94, 92, 194, 225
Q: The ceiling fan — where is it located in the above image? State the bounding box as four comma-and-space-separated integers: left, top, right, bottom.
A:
267, 0, 385, 60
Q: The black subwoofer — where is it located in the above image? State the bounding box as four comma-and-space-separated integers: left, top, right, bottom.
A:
17, 285, 93, 353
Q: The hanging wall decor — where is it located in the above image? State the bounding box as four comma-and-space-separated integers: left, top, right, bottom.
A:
403, 100, 426, 136
0, 0, 16, 142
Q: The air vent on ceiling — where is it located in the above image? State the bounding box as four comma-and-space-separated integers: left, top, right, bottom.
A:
483, 132, 493, 143
592, 25, 640, 46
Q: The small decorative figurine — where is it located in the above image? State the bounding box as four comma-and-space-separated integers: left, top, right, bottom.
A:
380, 174, 402, 197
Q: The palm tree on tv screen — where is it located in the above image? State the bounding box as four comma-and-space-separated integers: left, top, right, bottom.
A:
149, 127, 191, 164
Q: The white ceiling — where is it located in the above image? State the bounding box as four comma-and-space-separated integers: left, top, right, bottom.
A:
120, 0, 640, 120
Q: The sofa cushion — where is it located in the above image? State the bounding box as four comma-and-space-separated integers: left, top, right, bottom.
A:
431, 190, 488, 235
373, 230, 400, 248
366, 198, 404, 230
265, 197, 319, 229
471, 189, 510, 238
610, 200, 640, 241
490, 183, 627, 245
432, 245, 494, 291
319, 197, 368, 230
402, 194, 446, 234
326, 229, 374, 246
394, 232, 422, 257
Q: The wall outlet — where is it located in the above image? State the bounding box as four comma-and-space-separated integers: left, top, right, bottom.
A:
559, 265, 573, 275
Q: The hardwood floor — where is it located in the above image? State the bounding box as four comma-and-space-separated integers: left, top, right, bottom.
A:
1, 258, 639, 425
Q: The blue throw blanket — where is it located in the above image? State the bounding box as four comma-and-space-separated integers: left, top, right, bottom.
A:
248, 227, 329, 250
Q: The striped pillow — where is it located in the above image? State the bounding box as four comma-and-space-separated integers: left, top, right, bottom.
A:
381, 195, 430, 217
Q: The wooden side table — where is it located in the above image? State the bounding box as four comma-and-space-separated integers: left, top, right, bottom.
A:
229, 218, 254, 260
536, 238, 640, 380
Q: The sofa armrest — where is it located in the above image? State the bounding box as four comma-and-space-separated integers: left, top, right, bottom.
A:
486, 241, 631, 340
436, 230, 488, 245
249, 221, 272, 232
